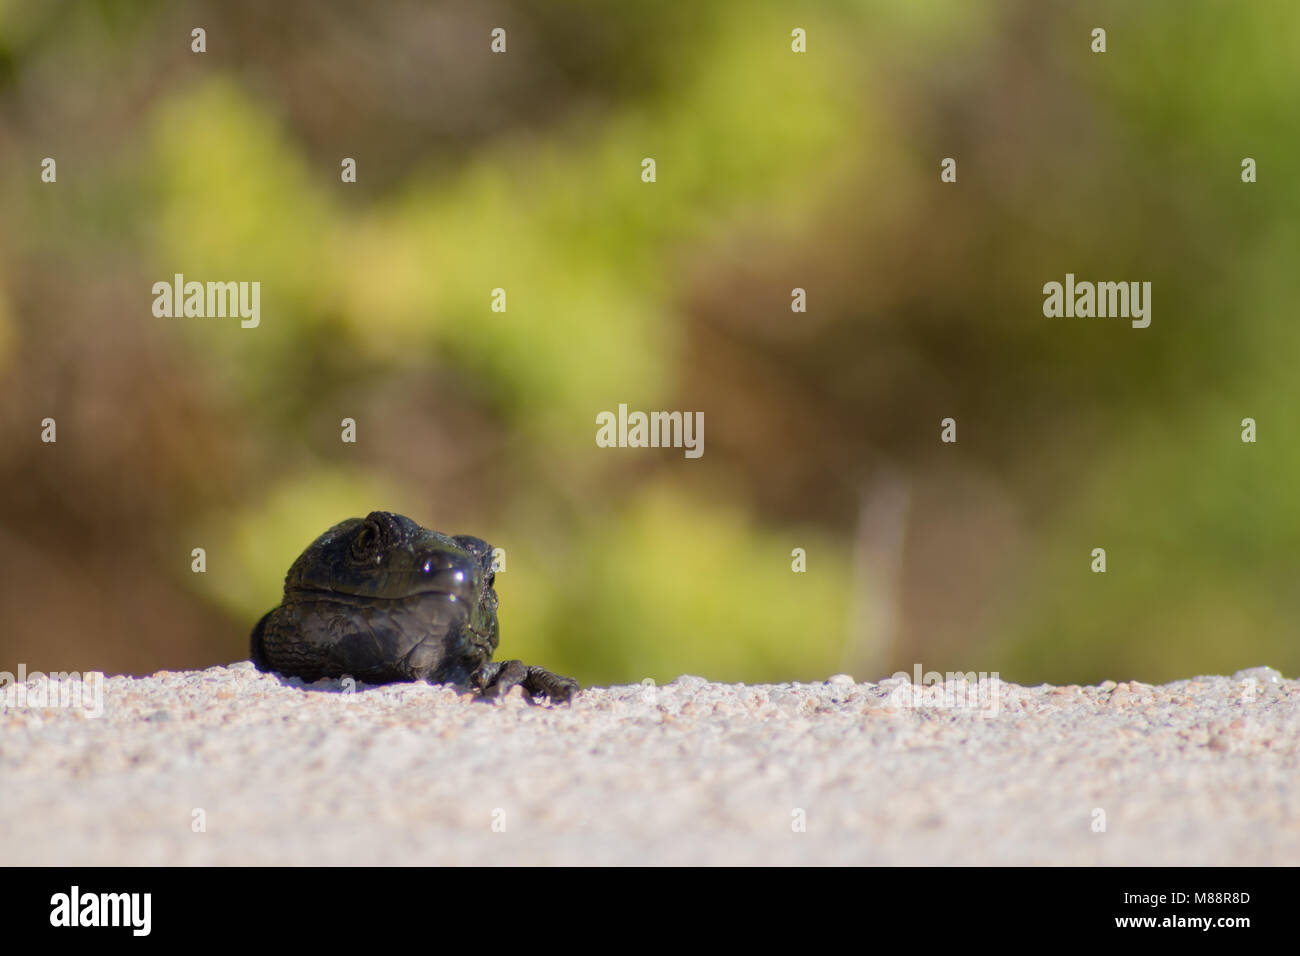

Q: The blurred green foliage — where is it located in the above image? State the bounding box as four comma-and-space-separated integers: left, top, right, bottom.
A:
0, 0, 1296, 686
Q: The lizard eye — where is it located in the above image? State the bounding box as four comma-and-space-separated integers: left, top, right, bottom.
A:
351, 520, 382, 561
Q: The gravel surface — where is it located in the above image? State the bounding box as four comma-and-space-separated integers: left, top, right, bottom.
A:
1, 664, 1296, 865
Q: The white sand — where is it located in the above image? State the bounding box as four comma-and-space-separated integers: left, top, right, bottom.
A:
1, 664, 1295, 865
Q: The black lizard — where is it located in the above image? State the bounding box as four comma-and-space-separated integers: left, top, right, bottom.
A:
250, 511, 578, 702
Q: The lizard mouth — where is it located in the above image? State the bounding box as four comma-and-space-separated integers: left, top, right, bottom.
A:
291, 548, 484, 603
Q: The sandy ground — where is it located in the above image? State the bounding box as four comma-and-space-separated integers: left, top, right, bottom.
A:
1, 663, 1296, 865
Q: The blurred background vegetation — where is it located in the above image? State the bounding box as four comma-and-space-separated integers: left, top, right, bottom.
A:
0, 0, 1296, 687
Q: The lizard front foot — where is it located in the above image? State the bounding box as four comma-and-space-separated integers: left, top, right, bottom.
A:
475, 659, 579, 703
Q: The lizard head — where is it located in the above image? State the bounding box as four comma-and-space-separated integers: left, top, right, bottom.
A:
281, 511, 500, 649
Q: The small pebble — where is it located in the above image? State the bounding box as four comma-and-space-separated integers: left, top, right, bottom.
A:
1232, 666, 1283, 684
